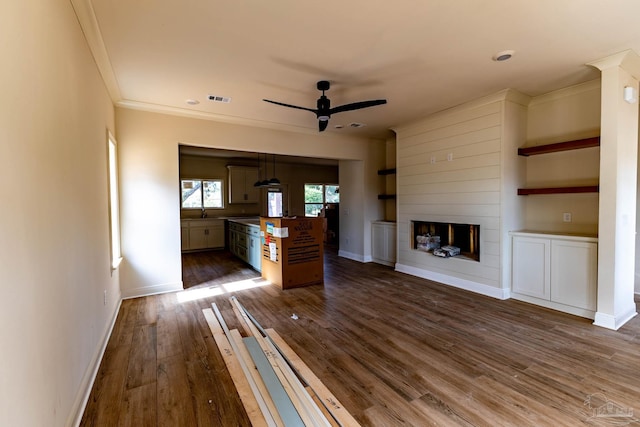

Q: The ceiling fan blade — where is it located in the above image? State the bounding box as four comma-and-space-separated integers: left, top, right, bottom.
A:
330, 99, 387, 115
319, 119, 329, 132
263, 99, 316, 113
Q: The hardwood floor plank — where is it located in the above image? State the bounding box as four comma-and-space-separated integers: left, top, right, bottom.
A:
118, 383, 156, 427
81, 248, 640, 426
157, 309, 182, 360
125, 323, 157, 389
157, 355, 198, 426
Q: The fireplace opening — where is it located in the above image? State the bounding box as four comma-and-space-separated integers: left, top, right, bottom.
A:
412, 220, 480, 262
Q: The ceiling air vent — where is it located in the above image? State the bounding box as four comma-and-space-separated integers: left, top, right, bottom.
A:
349, 122, 365, 128
208, 95, 232, 103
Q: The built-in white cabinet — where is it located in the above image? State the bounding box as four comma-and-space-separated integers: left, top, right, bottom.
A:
228, 166, 259, 204
181, 219, 225, 251
229, 220, 261, 272
511, 231, 597, 318
372, 221, 396, 266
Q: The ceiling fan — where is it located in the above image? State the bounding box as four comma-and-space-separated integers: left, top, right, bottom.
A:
263, 80, 387, 132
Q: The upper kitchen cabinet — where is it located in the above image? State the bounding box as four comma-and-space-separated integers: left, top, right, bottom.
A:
228, 166, 259, 204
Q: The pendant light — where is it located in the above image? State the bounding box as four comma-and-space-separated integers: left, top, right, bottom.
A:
253, 152, 263, 187
259, 152, 270, 187
268, 154, 281, 186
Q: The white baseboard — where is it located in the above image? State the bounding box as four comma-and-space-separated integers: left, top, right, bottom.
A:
338, 250, 367, 263
395, 263, 510, 300
121, 281, 183, 299
594, 308, 638, 330
69, 298, 122, 427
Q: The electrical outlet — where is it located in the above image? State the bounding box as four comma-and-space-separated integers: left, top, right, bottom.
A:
563, 212, 572, 222
103, 290, 107, 305
430, 156, 436, 164
447, 152, 453, 161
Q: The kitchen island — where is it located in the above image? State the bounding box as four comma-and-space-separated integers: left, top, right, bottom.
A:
228, 217, 261, 272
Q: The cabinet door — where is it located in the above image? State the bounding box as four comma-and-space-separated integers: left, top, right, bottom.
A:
249, 235, 262, 271
209, 224, 225, 248
372, 223, 386, 261
551, 240, 597, 310
229, 230, 238, 255
512, 236, 551, 300
229, 167, 259, 204
244, 168, 259, 203
385, 224, 396, 263
181, 227, 190, 250
372, 223, 396, 265
189, 227, 208, 250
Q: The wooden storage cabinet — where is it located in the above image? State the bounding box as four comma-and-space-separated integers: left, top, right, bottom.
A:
371, 221, 396, 266
228, 220, 261, 272
228, 166, 259, 204
511, 231, 597, 318
181, 219, 225, 251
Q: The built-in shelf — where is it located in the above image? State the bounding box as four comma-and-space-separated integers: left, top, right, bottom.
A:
377, 168, 396, 175
518, 137, 600, 196
378, 194, 396, 200
517, 185, 599, 196
518, 137, 600, 157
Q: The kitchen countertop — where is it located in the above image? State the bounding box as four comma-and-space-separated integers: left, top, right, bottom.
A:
227, 217, 260, 226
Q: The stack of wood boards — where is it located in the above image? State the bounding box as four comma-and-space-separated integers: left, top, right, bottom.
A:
202, 296, 360, 426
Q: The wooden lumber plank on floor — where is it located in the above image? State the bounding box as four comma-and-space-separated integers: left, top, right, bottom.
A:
266, 328, 362, 427
228, 329, 284, 426
202, 307, 272, 427
245, 336, 305, 426
231, 297, 331, 427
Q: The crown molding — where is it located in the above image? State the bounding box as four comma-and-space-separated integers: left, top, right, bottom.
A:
70, 0, 122, 101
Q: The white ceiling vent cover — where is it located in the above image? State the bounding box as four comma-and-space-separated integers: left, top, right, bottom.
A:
208, 95, 232, 103
349, 122, 365, 128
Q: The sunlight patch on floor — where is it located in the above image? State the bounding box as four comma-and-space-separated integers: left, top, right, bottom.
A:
176, 278, 271, 303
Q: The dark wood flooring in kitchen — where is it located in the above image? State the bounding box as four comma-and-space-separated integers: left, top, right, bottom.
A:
80, 248, 640, 426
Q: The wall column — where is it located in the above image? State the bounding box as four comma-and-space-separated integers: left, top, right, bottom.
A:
589, 50, 640, 329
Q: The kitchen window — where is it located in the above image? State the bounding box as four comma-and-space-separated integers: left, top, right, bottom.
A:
304, 184, 339, 217
181, 179, 224, 209
267, 189, 283, 217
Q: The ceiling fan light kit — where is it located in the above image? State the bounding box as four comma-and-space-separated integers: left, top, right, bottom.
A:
263, 80, 387, 132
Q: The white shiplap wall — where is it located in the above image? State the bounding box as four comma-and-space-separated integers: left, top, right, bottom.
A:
394, 90, 527, 298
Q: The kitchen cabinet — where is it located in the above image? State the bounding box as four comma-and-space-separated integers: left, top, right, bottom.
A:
228, 166, 259, 204
372, 221, 396, 266
228, 219, 261, 272
181, 219, 225, 251
511, 231, 597, 318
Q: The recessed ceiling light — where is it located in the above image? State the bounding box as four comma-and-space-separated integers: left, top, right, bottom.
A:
185, 99, 199, 105
493, 50, 515, 62
334, 124, 344, 129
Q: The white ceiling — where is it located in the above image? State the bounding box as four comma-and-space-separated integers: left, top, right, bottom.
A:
75, 0, 640, 140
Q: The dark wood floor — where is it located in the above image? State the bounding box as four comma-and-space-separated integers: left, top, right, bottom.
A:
81, 248, 640, 426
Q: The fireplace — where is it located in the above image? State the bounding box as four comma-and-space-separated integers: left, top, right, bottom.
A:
411, 220, 480, 261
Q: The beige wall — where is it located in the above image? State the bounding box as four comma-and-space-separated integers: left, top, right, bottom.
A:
525, 80, 601, 234
116, 107, 383, 297
0, 2, 118, 426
